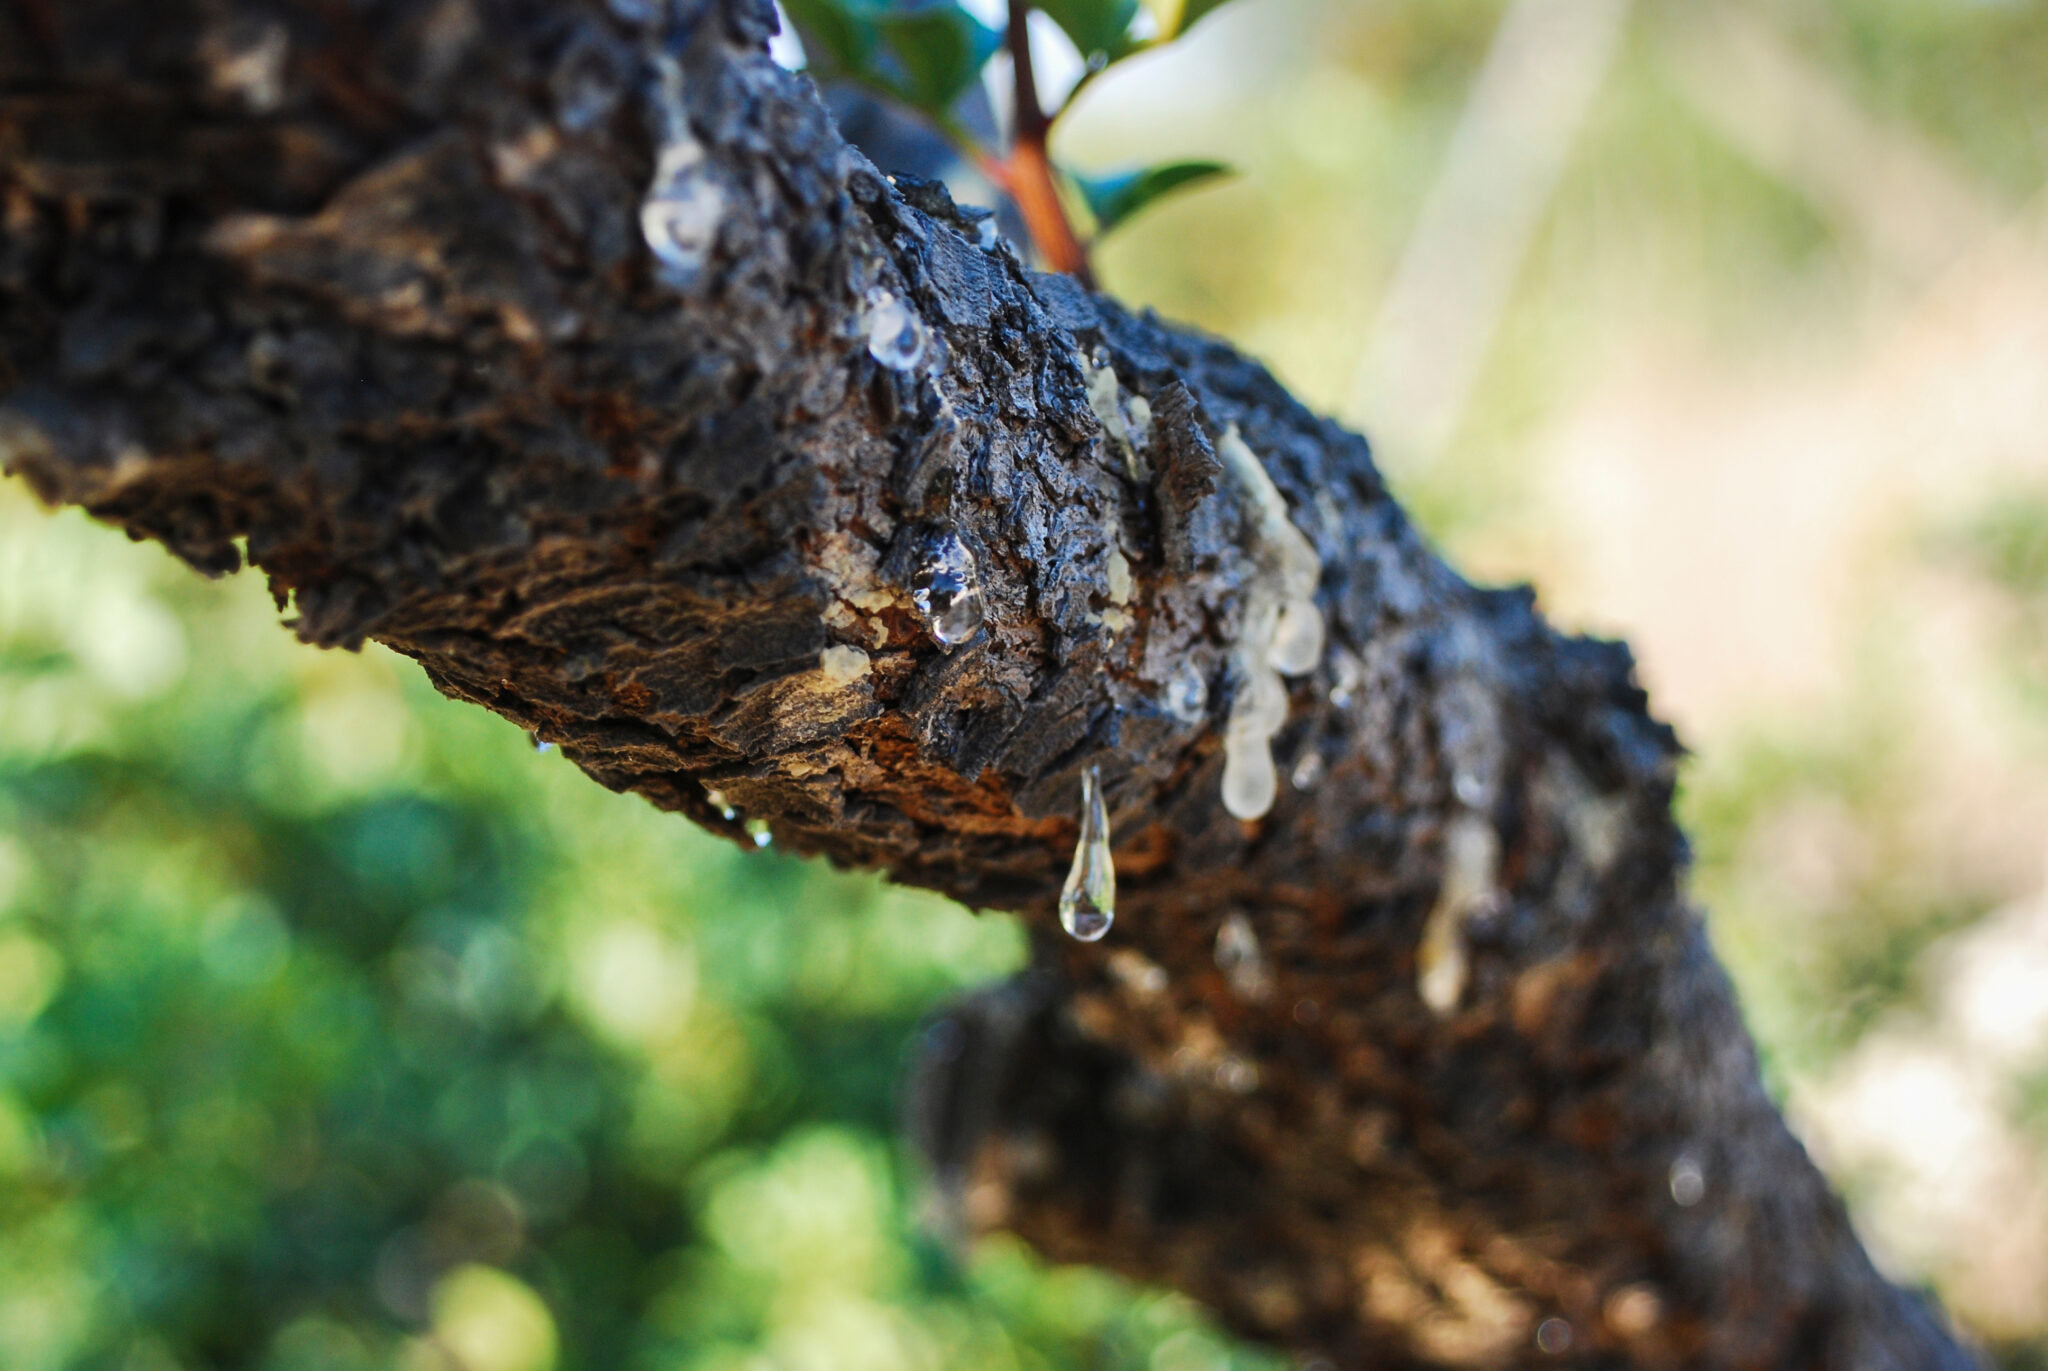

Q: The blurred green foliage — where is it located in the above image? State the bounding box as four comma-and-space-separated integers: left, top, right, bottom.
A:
0, 486, 1281, 1371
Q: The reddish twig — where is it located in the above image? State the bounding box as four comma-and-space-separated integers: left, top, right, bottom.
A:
997, 0, 1093, 284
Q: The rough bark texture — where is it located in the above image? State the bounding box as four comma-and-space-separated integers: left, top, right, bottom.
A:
0, 1, 1979, 1367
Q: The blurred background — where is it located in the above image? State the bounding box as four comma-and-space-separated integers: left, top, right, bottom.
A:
4, 0, 2048, 1366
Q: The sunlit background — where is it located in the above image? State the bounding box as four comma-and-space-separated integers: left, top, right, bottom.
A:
5, 0, 2048, 1366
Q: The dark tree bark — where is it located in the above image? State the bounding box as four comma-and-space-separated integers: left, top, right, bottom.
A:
0, 1, 1979, 1366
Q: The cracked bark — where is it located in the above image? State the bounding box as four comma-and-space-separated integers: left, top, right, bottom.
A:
0, 1, 1979, 1366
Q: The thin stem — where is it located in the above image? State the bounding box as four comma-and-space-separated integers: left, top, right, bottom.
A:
1001, 0, 1093, 284
1005, 0, 1048, 142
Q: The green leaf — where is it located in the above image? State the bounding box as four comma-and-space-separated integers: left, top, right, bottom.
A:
778, 0, 879, 72
1067, 159, 1231, 236
873, 2, 1003, 117
1036, 0, 1141, 62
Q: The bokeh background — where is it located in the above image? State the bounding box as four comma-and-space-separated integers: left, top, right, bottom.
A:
5, 0, 2048, 1366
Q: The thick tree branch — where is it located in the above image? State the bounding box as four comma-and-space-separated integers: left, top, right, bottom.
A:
0, 0, 1975, 1366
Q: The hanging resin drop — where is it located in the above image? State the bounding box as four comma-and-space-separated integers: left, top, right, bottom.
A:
1228, 665, 1289, 740
1221, 731, 1278, 820
1267, 599, 1326, 676
865, 290, 928, 371
910, 531, 985, 648
1058, 766, 1115, 942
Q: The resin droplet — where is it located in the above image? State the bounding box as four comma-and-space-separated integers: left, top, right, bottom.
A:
530, 733, 554, 754
745, 818, 773, 849
1214, 912, 1272, 1001
1165, 661, 1209, 724
910, 532, 985, 648
1059, 767, 1115, 942
1668, 1154, 1706, 1207
817, 644, 871, 684
1416, 811, 1499, 1014
866, 290, 928, 371
640, 150, 724, 286
1267, 599, 1325, 675
1228, 667, 1288, 741
1124, 393, 1153, 449
1329, 647, 1363, 709
1221, 733, 1278, 820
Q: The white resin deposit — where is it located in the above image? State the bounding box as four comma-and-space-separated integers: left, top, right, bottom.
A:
1215, 426, 1326, 820
638, 57, 723, 286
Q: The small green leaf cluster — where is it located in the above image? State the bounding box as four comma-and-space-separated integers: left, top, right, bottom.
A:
782, 0, 1239, 240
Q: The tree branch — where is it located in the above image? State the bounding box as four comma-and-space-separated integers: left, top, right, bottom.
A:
0, 0, 1975, 1365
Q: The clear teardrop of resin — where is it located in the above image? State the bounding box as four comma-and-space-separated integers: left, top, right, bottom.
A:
1059, 766, 1116, 941
909, 531, 985, 648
